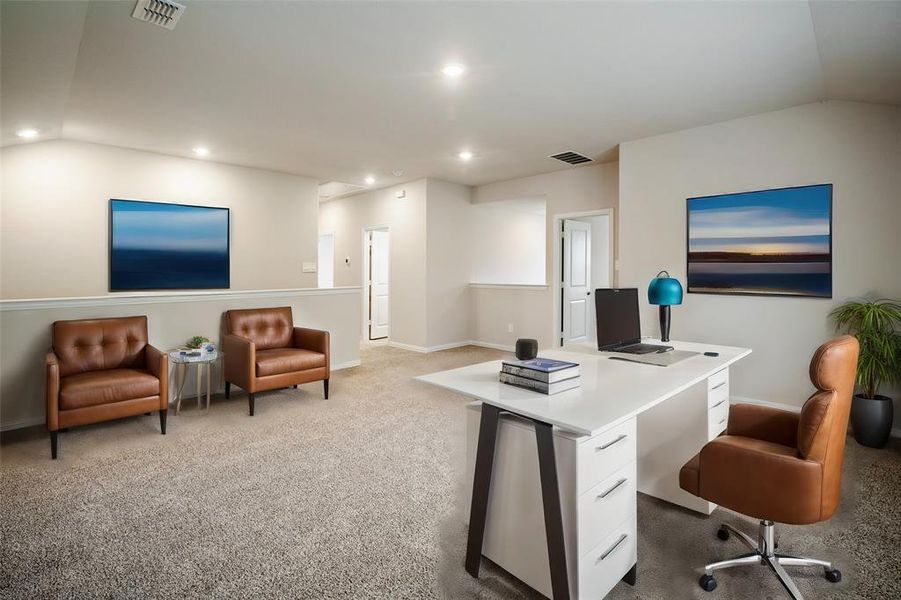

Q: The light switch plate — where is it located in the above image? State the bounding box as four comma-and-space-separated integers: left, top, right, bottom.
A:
302, 262, 317, 273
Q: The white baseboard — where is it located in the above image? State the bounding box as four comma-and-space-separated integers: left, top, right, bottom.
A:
332, 359, 361, 371
388, 340, 514, 354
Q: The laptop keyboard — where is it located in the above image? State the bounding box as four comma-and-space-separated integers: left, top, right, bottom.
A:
619, 343, 671, 354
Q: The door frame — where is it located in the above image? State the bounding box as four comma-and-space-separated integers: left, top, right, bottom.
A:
361, 224, 390, 341
551, 208, 615, 348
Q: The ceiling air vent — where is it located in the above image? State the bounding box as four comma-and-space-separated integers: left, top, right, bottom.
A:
132, 0, 185, 30
549, 151, 592, 166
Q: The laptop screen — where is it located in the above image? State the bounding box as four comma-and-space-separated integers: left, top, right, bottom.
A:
595, 288, 642, 350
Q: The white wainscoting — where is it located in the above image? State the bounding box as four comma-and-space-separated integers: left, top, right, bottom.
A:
0, 288, 361, 431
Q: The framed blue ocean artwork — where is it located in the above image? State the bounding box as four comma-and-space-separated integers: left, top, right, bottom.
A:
686, 184, 832, 298
109, 199, 230, 291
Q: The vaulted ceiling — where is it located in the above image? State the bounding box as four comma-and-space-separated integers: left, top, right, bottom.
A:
2, 1, 899, 187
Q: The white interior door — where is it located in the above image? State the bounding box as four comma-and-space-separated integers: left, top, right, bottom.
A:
369, 229, 390, 340
562, 219, 591, 344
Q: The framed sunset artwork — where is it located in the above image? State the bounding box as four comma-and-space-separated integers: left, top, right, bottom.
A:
686, 184, 832, 298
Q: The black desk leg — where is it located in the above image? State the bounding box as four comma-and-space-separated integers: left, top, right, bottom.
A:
623, 562, 637, 585
465, 403, 501, 578
535, 420, 571, 600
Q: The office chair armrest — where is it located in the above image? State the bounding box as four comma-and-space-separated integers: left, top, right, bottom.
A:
145, 345, 169, 409
699, 436, 822, 525
223, 334, 255, 391
46, 351, 60, 431
293, 327, 330, 372
727, 403, 799, 448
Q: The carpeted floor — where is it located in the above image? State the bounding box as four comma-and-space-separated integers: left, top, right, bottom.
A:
1, 344, 898, 599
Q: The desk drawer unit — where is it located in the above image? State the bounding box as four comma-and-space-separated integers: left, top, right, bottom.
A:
707, 369, 730, 438
577, 418, 636, 494
578, 515, 638, 600
577, 460, 637, 558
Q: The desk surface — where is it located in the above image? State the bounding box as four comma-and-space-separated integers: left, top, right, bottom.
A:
416, 340, 751, 437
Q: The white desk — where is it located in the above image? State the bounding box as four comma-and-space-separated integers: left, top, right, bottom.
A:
416, 340, 751, 600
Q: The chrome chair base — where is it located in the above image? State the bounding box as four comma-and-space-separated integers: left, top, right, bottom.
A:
698, 520, 841, 599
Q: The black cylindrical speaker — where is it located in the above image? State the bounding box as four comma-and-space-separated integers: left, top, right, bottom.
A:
515, 338, 538, 360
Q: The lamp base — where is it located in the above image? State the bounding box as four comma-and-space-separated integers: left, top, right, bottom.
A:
659, 305, 671, 342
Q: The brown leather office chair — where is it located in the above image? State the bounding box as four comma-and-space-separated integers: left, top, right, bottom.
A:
679, 335, 858, 598
222, 307, 329, 416
46, 316, 169, 459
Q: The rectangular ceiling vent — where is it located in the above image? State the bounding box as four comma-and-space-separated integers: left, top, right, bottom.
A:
549, 151, 593, 166
318, 181, 366, 201
132, 0, 185, 30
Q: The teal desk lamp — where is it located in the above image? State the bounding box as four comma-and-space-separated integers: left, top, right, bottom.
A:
647, 271, 683, 342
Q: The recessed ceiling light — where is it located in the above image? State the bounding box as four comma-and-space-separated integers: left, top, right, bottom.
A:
442, 63, 466, 78
193, 146, 209, 157
17, 128, 38, 139
458, 151, 474, 161
364, 175, 376, 185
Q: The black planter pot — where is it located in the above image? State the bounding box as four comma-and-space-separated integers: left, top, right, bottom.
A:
850, 394, 894, 449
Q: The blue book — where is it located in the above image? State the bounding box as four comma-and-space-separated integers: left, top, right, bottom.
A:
501, 357, 580, 384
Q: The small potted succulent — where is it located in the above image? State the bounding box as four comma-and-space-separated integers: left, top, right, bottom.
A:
830, 298, 900, 448
186, 335, 214, 355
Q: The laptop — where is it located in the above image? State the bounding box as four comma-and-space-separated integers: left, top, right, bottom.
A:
594, 288, 673, 354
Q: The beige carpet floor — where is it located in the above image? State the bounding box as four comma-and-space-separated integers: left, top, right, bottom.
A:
1, 344, 899, 599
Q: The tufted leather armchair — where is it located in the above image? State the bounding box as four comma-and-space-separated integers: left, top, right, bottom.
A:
222, 306, 330, 416
46, 316, 168, 459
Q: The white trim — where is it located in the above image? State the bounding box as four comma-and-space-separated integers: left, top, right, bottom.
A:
332, 359, 362, 371
469, 284, 548, 291
0, 287, 362, 311
468, 340, 515, 352
0, 416, 44, 432
729, 395, 800, 413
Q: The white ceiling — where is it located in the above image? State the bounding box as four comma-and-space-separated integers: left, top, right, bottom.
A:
2, 1, 899, 187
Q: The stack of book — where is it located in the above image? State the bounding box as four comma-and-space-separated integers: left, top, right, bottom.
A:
499, 357, 580, 394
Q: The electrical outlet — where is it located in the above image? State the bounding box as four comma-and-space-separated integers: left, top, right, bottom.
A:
507, 323, 514, 333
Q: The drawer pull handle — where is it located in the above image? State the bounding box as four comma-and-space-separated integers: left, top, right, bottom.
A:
718, 417, 727, 425
596, 434, 627, 451
711, 399, 727, 409
711, 381, 727, 391
597, 478, 627, 499
597, 534, 628, 562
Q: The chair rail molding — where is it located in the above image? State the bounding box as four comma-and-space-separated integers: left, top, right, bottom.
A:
0, 287, 362, 311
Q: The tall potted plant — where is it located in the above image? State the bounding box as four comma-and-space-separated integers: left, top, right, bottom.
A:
830, 299, 901, 448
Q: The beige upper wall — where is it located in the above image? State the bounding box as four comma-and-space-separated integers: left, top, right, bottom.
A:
472, 162, 620, 348
425, 179, 473, 347
0, 140, 320, 299
318, 180, 429, 348
619, 100, 901, 420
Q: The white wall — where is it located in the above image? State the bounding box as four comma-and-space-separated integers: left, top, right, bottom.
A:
470, 198, 546, 286
619, 100, 901, 422
319, 180, 429, 348
471, 163, 619, 349
1, 140, 320, 298
0, 289, 361, 430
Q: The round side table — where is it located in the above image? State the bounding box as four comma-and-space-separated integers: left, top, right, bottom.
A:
168, 350, 224, 415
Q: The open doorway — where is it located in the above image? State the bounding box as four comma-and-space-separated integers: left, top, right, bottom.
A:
362, 227, 390, 341
553, 210, 614, 348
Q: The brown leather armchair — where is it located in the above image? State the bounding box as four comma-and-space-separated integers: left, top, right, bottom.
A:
223, 307, 330, 416
46, 316, 169, 459
680, 335, 859, 597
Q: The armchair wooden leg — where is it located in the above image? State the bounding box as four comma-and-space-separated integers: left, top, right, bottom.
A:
292, 384, 297, 389
249, 393, 255, 416
225, 381, 231, 399
324, 378, 329, 399
50, 431, 58, 460
159, 409, 167, 434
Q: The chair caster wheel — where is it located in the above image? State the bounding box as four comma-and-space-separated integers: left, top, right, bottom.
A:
699, 574, 717, 592
825, 569, 841, 583
716, 527, 730, 541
